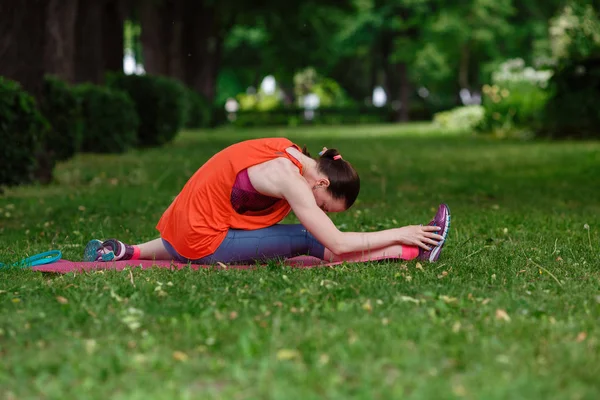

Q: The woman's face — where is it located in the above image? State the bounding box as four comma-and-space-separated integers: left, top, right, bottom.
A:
312, 186, 347, 213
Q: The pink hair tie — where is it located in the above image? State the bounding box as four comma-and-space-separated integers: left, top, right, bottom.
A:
333, 155, 342, 160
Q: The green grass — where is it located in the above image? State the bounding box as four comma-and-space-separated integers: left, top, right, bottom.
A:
1, 124, 599, 399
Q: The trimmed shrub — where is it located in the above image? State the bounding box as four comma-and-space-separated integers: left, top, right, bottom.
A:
478, 59, 552, 137
40, 76, 83, 162
107, 73, 187, 146
74, 84, 139, 154
228, 106, 394, 128
0, 77, 49, 188
540, 57, 600, 138
433, 105, 485, 131
184, 89, 211, 129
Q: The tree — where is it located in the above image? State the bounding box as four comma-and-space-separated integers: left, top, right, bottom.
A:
0, 0, 50, 99
44, 0, 79, 83
139, 0, 352, 104
75, 0, 128, 84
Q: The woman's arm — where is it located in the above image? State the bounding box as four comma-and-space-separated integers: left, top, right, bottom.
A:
276, 169, 442, 255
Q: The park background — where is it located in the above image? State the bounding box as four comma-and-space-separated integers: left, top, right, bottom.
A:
1, 0, 599, 399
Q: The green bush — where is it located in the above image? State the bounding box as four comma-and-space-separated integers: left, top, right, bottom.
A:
0, 77, 49, 188
540, 57, 600, 138
107, 73, 186, 146
433, 105, 485, 131
74, 84, 139, 154
478, 59, 552, 137
184, 90, 211, 129
540, 3, 600, 138
229, 106, 393, 128
40, 76, 83, 162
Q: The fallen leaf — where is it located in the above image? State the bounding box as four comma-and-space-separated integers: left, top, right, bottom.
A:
173, 351, 189, 362
276, 349, 300, 361
348, 331, 359, 345
576, 332, 587, 343
319, 353, 330, 365
382, 318, 389, 326
362, 300, 372, 312
495, 309, 511, 322
399, 295, 420, 304
85, 339, 97, 355
416, 262, 424, 271
229, 311, 238, 320
440, 295, 457, 304
437, 271, 448, 279
452, 321, 461, 333
56, 296, 68, 304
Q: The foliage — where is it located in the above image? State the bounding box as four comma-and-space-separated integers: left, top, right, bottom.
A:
39, 76, 83, 162
540, 56, 600, 138
74, 84, 139, 154
433, 105, 485, 131
0, 77, 49, 188
184, 90, 212, 129
230, 106, 393, 127
107, 73, 187, 147
237, 92, 282, 112
294, 68, 352, 108
540, 3, 600, 138
1, 126, 600, 398
478, 59, 552, 137
550, 1, 600, 62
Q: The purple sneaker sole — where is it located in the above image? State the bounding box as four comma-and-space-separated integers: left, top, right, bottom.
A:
418, 204, 451, 262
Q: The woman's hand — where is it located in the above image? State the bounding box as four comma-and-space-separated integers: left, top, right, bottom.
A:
396, 225, 444, 250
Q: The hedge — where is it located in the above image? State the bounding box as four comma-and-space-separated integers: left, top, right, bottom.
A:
107, 73, 187, 146
40, 76, 83, 162
0, 77, 49, 188
74, 84, 139, 154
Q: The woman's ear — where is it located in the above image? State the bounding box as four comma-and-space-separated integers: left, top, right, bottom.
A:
316, 178, 330, 188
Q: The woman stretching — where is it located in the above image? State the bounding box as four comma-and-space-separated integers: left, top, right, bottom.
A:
84, 138, 450, 264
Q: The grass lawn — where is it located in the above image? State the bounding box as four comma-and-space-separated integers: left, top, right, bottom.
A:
1, 124, 599, 399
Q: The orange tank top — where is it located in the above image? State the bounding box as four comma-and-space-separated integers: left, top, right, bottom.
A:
156, 138, 303, 259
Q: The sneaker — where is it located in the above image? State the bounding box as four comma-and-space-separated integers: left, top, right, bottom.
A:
418, 203, 451, 262
83, 239, 115, 262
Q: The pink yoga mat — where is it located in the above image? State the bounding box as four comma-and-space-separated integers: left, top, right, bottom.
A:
31, 255, 400, 274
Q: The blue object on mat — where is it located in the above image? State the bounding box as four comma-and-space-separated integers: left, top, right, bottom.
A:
0, 250, 62, 269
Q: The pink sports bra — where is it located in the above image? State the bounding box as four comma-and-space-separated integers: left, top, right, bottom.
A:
230, 169, 279, 214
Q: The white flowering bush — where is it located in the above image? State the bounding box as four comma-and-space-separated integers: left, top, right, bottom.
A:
433, 105, 485, 132
478, 58, 552, 136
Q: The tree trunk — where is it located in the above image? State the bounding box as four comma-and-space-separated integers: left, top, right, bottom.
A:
181, 0, 221, 101
139, 0, 185, 79
459, 43, 470, 90
0, 0, 49, 99
139, 0, 224, 102
139, 0, 169, 75
44, 0, 79, 83
102, 0, 125, 73
397, 62, 410, 122
74, 0, 105, 83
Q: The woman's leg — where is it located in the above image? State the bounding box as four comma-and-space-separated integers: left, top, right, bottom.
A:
137, 238, 173, 260
196, 224, 325, 264
84, 237, 174, 262
193, 225, 419, 264
323, 244, 419, 263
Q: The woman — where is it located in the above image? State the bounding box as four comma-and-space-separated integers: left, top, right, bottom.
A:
84, 137, 450, 264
